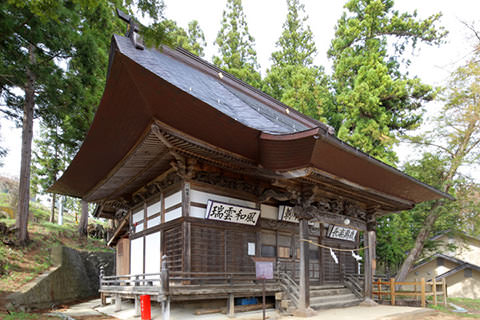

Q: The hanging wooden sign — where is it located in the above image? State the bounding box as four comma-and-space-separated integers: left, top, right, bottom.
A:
327, 225, 357, 242
278, 205, 299, 223
205, 200, 260, 225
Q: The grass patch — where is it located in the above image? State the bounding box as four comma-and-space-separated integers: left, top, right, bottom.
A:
429, 297, 480, 318
0, 198, 113, 292
0, 312, 58, 320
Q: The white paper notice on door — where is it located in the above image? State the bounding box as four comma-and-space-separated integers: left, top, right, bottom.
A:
248, 242, 255, 256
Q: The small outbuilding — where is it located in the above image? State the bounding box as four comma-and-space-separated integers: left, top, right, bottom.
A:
406, 233, 480, 299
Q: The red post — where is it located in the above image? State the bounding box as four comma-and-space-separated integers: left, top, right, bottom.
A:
140, 295, 151, 320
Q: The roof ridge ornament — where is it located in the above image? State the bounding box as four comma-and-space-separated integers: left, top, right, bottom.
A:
116, 9, 144, 50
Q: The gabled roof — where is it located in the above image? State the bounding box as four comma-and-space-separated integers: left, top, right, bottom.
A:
50, 34, 453, 210
411, 253, 480, 281
412, 253, 466, 272
435, 262, 480, 280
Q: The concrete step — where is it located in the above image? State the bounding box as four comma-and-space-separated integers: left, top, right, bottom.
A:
309, 284, 345, 290
310, 293, 357, 305
311, 296, 362, 310
310, 287, 352, 297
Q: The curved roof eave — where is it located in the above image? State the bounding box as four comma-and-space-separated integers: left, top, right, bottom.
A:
260, 129, 453, 204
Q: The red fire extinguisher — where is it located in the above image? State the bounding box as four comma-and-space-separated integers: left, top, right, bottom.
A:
140, 295, 151, 320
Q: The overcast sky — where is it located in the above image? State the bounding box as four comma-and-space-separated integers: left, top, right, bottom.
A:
1, 0, 479, 180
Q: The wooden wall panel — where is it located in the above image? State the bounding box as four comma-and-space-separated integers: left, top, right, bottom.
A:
116, 238, 130, 275
226, 230, 255, 273
164, 225, 183, 272
191, 226, 224, 272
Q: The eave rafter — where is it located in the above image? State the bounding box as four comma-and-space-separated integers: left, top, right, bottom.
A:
298, 168, 414, 214
86, 119, 260, 204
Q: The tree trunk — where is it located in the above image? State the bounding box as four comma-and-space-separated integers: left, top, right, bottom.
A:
50, 193, 56, 223
58, 196, 64, 225
79, 199, 88, 238
16, 44, 36, 246
396, 201, 442, 281
50, 126, 58, 224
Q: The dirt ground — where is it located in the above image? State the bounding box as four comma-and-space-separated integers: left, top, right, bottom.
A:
0, 312, 119, 319
382, 310, 475, 320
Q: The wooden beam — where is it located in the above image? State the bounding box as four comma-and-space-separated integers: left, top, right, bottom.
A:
311, 210, 366, 231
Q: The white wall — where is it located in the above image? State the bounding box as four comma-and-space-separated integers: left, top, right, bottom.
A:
189, 189, 256, 219
165, 191, 182, 209
132, 209, 144, 223
147, 200, 161, 217
145, 232, 161, 281
130, 237, 144, 275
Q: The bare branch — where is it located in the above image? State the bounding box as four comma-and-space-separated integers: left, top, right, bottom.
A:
403, 139, 455, 157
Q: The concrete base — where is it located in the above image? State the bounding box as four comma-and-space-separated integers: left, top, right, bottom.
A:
293, 307, 317, 317
61, 298, 434, 320
360, 298, 378, 307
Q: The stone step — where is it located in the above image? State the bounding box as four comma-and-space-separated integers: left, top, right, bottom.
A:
310, 287, 352, 297
310, 296, 362, 310
310, 293, 357, 305
309, 284, 345, 291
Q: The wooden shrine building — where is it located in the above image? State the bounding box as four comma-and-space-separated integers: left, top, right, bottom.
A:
51, 18, 452, 315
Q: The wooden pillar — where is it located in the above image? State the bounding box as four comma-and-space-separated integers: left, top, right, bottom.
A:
298, 218, 310, 310
182, 182, 191, 277
364, 210, 376, 301
421, 278, 426, 307
364, 230, 376, 299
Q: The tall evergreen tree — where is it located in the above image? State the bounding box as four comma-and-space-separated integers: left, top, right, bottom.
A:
327, 0, 446, 165
271, 0, 316, 68
0, 0, 166, 245
263, 0, 332, 120
213, 0, 261, 88
31, 124, 66, 223
162, 19, 206, 57
187, 21, 207, 57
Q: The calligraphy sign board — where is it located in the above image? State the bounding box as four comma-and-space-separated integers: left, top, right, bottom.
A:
252, 257, 275, 280
278, 205, 299, 223
206, 200, 260, 225
327, 225, 357, 242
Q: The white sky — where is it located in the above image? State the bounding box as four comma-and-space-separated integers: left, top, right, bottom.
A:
1, 0, 479, 180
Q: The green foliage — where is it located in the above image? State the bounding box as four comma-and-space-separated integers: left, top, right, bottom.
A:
382, 52, 480, 275
376, 212, 415, 273
327, 0, 447, 165
377, 152, 480, 273
213, 0, 261, 88
271, 0, 316, 68
161, 19, 206, 56
31, 125, 64, 197
263, 0, 333, 120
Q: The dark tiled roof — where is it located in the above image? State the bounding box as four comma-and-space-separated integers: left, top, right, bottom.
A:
114, 35, 311, 135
